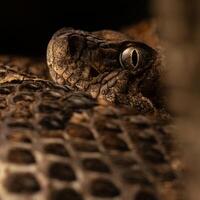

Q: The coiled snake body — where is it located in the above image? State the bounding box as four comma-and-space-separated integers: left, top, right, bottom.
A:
0, 24, 183, 200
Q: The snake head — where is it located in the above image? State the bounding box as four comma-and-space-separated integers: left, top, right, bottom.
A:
47, 28, 160, 112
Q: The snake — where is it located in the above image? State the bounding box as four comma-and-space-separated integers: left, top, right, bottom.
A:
0, 22, 183, 200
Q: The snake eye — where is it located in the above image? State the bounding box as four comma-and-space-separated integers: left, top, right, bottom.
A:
120, 47, 140, 69
119, 43, 156, 74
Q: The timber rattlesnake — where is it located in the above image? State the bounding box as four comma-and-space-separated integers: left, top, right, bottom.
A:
0, 23, 183, 200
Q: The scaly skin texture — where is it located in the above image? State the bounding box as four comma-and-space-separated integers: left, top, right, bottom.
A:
0, 23, 183, 200
47, 28, 165, 115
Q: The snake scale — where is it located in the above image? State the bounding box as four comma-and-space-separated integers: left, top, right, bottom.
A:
0, 22, 183, 200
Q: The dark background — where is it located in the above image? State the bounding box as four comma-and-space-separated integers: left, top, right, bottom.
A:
0, 0, 151, 56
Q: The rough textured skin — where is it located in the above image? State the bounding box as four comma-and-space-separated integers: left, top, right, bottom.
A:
47, 28, 166, 115
0, 24, 183, 200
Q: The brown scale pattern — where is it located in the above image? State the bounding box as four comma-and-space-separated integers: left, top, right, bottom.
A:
0, 55, 48, 79
0, 71, 181, 200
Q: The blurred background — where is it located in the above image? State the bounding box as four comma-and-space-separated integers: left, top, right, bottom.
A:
0, 0, 151, 56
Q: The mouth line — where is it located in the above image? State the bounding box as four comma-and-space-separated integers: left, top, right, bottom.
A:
87, 68, 131, 100
85, 69, 125, 99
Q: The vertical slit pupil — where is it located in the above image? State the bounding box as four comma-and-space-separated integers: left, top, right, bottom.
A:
132, 50, 138, 67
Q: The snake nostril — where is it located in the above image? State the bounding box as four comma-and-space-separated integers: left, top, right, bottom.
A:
90, 67, 99, 78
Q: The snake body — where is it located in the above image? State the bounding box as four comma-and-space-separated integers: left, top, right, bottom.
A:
0, 24, 183, 200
